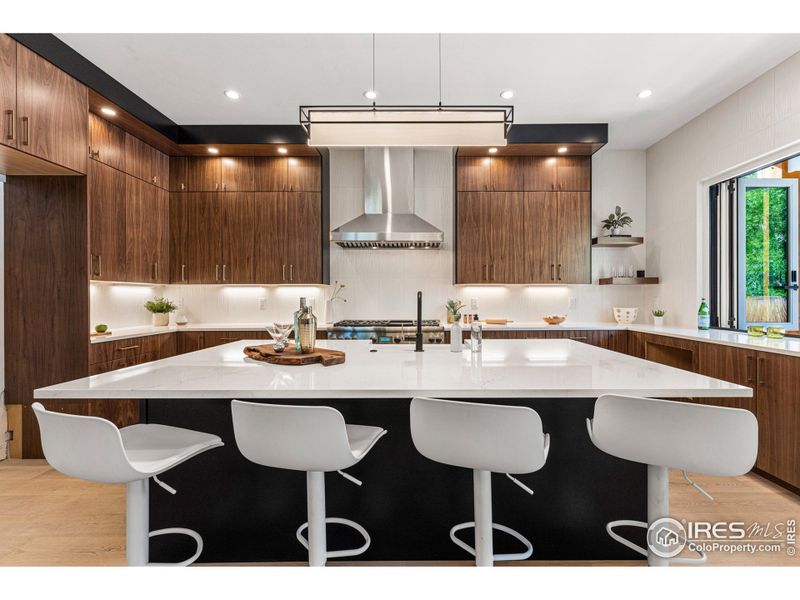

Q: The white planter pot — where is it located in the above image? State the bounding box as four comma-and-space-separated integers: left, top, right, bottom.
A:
152, 312, 169, 327
653, 316, 664, 328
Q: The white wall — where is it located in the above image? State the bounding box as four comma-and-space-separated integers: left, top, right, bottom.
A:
91, 147, 653, 328
647, 50, 800, 327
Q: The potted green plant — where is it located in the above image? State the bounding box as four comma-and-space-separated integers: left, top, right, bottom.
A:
652, 308, 666, 328
601, 206, 633, 236
144, 297, 177, 327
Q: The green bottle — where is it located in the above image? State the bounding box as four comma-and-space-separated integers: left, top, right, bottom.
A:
697, 298, 710, 330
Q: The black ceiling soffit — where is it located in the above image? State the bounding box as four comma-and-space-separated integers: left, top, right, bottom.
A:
10, 33, 608, 147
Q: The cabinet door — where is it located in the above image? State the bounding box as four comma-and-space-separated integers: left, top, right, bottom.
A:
456, 156, 491, 191
155, 188, 170, 283
697, 343, 757, 413
490, 156, 524, 191
523, 192, 558, 282
556, 156, 590, 191
0, 34, 17, 148
523, 156, 558, 191
486, 192, 523, 283
153, 148, 169, 189
253, 192, 285, 283
221, 156, 254, 191
456, 192, 489, 283
253, 157, 287, 191
284, 192, 321, 283
125, 177, 162, 282
16, 44, 88, 173
89, 112, 125, 171
755, 352, 800, 486
187, 157, 222, 191
185, 192, 222, 283
287, 156, 321, 192
124, 133, 153, 182
169, 192, 188, 283
170, 156, 189, 192
556, 192, 590, 283
177, 331, 205, 354
88, 161, 127, 281
221, 192, 256, 283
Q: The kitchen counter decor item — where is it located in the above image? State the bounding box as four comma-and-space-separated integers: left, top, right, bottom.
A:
325, 281, 347, 324
652, 309, 665, 328
543, 315, 566, 325
243, 344, 345, 367
747, 325, 767, 337
446, 299, 465, 325
265, 322, 294, 352
601, 205, 633, 236
484, 319, 514, 325
144, 297, 177, 327
767, 327, 786, 339
613, 307, 638, 325
297, 301, 318, 353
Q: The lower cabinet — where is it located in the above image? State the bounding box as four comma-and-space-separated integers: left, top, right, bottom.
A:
447, 328, 627, 353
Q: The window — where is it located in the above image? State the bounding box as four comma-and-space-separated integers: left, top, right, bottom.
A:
710, 156, 800, 331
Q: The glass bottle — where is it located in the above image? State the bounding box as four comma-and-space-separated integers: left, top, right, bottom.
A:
697, 298, 710, 330
298, 303, 317, 354
470, 321, 483, 353
293, 297, 307, 350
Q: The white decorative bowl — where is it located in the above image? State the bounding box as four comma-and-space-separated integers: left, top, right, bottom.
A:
613, 307, 638, 325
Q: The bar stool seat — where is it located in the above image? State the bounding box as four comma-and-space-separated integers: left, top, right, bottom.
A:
32, 403, 223, 566
231, 400, 387, 566
587, 394, 758, 567
410, 397, 550, 567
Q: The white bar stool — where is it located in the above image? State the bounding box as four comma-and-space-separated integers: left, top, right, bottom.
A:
586, 394, 758, 566
231, 400, 387, 566
409, 397, 550, 566
32, 402, 223, 566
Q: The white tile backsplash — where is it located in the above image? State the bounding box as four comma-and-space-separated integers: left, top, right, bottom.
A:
92, 147, 655, 328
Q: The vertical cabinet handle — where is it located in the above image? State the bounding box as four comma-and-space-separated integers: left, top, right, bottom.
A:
222, 264, 227, 281
97, 255, 102, 278
21, 116, 29, 146
181, 264, 187, 282
180, 182, 186, 191
557, 264, 562, 281
482, 264, 488, 281
5, 109, 14, 141
491, 263, 496, 281
746, 355, 755, 383
282, 264, 286, 281
550, 264, 555, 281
289, 264, 293, 281
151, 262, 158, 281
757, 356, 767, 386
215, 264, 220, 281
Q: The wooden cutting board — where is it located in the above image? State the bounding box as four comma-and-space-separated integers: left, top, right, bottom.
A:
243, 344, 346, 367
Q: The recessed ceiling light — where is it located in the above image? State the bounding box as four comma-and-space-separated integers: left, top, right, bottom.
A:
100, 107, 117, 116
363, 90, 378, 100
499, 90, 514, 100
207, 147, 219, 154
488, 147, 498, 154
557, 146, 568, 153
224, 89, 241, 100
637, 89, 653, 99
277, 147, 288, 154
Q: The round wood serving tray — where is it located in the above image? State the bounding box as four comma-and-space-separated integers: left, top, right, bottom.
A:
243, 344, 345, 367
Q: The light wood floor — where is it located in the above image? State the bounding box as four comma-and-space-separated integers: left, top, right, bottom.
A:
1, 460, 798, 566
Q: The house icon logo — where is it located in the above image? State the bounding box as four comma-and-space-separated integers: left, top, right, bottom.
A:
647, 518, 687, 558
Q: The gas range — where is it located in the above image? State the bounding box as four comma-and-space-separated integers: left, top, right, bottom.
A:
327, 319, 445, 344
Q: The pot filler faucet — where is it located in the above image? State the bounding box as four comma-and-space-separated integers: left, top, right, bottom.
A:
416, 291, 424, 352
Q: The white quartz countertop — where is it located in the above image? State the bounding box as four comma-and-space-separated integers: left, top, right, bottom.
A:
90, 322, 334, 343
39, 339, 750, 400
628, 325, 800, 357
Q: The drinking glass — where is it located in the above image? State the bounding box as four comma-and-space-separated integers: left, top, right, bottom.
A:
266, 322, 294, 352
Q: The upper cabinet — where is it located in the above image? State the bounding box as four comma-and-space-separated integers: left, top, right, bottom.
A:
456, 156, 523, 191
180, 155, 321, 192
4, 40, 88, 173
89, 112, 125, 171
125, 133, 168, 189
455, 152, 592, 284
0, 34, 17, 149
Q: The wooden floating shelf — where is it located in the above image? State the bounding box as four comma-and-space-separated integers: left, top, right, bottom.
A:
598, 277, 660, 285
592, 236, 644, 248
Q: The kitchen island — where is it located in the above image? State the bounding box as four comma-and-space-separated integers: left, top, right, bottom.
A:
35, 339, 751, 564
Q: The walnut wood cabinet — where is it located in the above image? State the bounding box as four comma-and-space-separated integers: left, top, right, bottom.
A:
4, 40, 88, 173
88, 160, 127, 281
89, 112, 126, 171
183, 156, 320, 192
125, 132, 168, 189
455, 154, 591, 284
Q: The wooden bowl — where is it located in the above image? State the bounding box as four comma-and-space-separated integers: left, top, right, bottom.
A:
543, 315, 566, 325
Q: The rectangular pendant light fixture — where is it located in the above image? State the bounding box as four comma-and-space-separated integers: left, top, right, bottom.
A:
300, 105, 513, 147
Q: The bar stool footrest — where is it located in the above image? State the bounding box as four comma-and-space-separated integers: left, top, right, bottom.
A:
296, 517, 371, 560
147, 527, 203, 566
450, 521, 533, 562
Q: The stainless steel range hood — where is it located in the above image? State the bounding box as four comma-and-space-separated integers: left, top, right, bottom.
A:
330, 147, 444, 249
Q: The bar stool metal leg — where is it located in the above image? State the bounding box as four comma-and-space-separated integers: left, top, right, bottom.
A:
126, 479, 149, 566
307, 471, 327, 567
647, 465, 669, 567
473, 470, 493, 567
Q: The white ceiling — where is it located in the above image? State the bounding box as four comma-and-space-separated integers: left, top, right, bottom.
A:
57, 33, 800, 149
